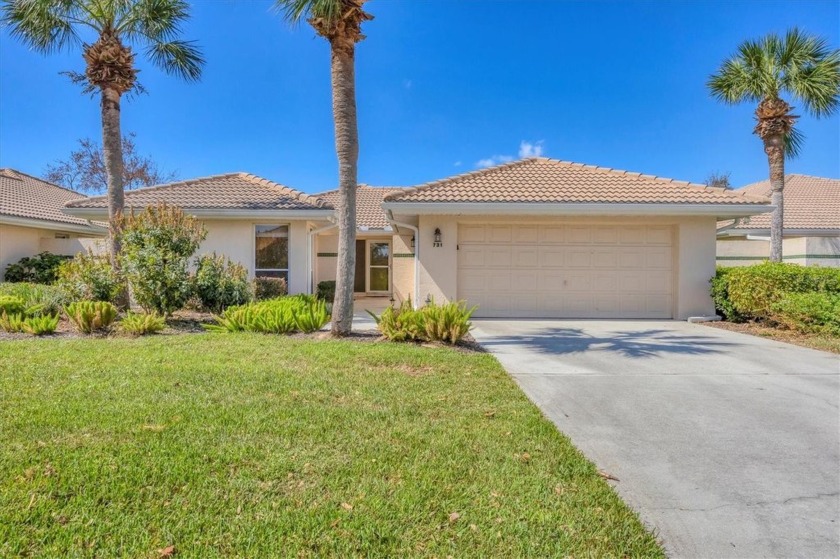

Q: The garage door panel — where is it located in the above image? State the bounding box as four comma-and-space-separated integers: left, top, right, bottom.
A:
539, 247, 565, 268
514, 248, 539, 267
489, 226, 512, 243
565, 249, 591, 268
459, 224, 673, 318
515, 226, 539, 243
486, 246, 513, 267
459, 225, 486, 243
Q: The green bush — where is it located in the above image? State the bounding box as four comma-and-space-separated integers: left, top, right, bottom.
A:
253, 277, 287, 301
0, 295, 25, 317
316, 280, 336, 302
0, 312, 25, 333
3, 252, 71, 284
21, 314, 59, 336
207, 295, 329, 334
119, 312, 166, 336
0, 283, 69, 317
771, 292, 840, 336
369, 298, 476, 345
57, 251, 122, 302
65, 301, 118, 334
192, 253, 252, 313
723, 263, 840, 321
710, 267, 744, 322
368, 299, 425, 342
119, 204, 207, 316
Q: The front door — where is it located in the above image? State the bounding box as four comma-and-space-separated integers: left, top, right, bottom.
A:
367, 241, 391, 294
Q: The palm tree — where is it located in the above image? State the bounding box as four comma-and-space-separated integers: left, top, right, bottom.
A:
708, 29, 840, 262
2, 0, 203, 274
274, 0, 372, 336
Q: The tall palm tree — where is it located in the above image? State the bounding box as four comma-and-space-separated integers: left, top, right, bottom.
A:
2, 0, 203, 273
708, 29, 840, 262
275, 0, 372, 336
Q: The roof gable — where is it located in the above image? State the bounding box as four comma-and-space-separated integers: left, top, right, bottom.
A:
65, 173, 329, 211
385, 158, 769, 206
0, 168, 102, 228
730, 174, 840, 231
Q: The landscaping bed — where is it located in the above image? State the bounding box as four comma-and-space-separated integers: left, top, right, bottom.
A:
701, 320, 840, 354
0, 336, 663, 558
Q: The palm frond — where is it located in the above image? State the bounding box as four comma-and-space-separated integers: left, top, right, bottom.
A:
709, 28, 840, 119
0, 0, 84, 53
117, 0, 189, 43
145, 39, 203, 81
273, 0, 343, 25
784, 127, 805, 159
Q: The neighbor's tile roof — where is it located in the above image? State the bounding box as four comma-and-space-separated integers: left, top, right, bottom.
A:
65, 172, 329, 211
729, 174, 840, 231
385, 158, 770, 205
318, 185, 405, 229
0, 168, 103, 229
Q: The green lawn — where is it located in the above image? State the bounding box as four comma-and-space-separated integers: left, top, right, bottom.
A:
0, 335, 663, 558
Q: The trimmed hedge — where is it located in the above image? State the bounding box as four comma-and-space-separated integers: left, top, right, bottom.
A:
711, 263, 840, 335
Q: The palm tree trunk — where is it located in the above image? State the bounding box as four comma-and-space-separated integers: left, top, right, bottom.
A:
329, 44, 359, 336
763, 135, 785, 262
100, 85, 128, 305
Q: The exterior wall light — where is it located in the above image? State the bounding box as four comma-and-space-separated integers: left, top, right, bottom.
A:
410, 235, 415, 250
433, 228, 442, 247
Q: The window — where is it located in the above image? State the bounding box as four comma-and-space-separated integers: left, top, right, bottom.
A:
255, 225, 289, 281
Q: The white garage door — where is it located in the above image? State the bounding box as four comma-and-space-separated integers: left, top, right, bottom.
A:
458, 224, 674, 318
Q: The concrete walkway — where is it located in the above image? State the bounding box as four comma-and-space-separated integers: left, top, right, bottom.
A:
471, 319, 840, 558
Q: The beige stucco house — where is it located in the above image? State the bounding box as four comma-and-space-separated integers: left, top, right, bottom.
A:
717, 174, 840, 267
64, 157, 771, 320
0, 169, 106, 280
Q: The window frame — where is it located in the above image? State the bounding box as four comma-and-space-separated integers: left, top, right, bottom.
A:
254, 224, 290, 280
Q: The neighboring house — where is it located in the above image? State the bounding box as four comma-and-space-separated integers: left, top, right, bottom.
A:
717, 174, 840, 267
64, 158, 771, 319
0, 168, 106, 281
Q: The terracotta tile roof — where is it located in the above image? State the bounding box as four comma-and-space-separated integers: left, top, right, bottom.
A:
0, 168, 104, 229
385, 158, 769, 205
318, 185, 405, 229
729, 174, 840, 231
65, 172, 329, 211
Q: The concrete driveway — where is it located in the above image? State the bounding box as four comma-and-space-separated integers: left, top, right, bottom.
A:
471, 320, 840, 558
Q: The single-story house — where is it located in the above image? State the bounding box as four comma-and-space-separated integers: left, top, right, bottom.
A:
64, 157, 771, 319
0, 168, 106, 280
717, 174, 840, 267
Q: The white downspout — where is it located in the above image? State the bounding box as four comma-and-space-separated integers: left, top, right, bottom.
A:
385, 209, 420, 310
307, 221, 337, 295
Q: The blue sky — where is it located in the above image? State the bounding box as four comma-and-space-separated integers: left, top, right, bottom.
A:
1, 0, 838, 194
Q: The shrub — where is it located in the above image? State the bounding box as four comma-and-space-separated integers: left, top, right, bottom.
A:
771, 292, 840, 336
368, 299, 425, 342
65, 301, 118, 334
192, 253, 252, 313
3, 252, 71, 284
207, 295, 330, 334
57, 251, 122, 302
0, 283, 69, 317
0, 312, 25, 333
710, 267, 744, 322
422, 300, 476, 344
120, 312, 166, 336
369, 298, 476, 345
254, 277, 287, 300
722, 263, 840, 321
316, 280, 336, 302
119, 204, 207, 316
21, 314, 59, 336
0, 295, 25, 317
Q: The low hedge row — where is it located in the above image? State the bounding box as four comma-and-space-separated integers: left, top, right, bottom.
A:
711, 263, 840, 336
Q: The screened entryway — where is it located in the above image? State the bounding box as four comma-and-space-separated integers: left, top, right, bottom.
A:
353, 239, 391, 294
